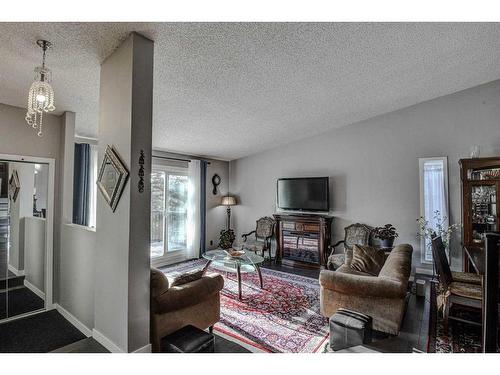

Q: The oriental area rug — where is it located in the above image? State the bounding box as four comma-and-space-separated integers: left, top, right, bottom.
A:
161, 259, 329, 353
429, 282, 485, 353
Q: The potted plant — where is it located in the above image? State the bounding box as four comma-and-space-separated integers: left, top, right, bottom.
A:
219, 229, 236, 250
417, 210, 461, 255
373, 224, 399, 248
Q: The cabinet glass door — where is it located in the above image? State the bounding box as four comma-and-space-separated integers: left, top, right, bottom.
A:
470, 184, 497, 245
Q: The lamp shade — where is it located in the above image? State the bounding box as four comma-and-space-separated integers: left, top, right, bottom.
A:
221, 196, 237, 206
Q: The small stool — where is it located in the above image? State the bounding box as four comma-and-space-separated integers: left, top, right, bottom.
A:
161, 325, 215, 353
329, 308, 373, 351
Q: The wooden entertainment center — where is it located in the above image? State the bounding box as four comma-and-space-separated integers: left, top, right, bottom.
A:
274, 214, 333, 269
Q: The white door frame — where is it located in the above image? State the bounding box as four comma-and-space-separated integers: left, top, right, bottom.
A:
0, 153, 55, 316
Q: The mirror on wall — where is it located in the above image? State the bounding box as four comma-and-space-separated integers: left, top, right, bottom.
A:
0, 160, 49, 321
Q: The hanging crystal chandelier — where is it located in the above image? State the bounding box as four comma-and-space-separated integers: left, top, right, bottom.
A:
25, 40, 56, 137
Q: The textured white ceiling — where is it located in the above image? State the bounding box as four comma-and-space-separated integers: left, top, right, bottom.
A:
1, 23, 500, 160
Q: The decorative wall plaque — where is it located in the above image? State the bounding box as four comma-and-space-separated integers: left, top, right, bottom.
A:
138, 150, 145, 193
9, 169, 20, 202
97, 145, 129, 212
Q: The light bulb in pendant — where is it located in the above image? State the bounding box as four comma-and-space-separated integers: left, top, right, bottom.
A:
36, 94, 47, 103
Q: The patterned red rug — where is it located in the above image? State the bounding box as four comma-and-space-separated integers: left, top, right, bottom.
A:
162, 259, 329, 353
429, 281, 483, 353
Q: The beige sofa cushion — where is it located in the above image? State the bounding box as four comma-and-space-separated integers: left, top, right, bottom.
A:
350, 245, 386, 276
170, 269, 204, 287
378, 244, 413, 282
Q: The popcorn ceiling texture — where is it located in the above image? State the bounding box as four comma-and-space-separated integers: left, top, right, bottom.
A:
1, 22, 500, 160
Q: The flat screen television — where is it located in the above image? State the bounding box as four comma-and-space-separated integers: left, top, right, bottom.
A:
277, 177, 329, 212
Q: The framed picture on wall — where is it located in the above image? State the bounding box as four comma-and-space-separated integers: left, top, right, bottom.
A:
9, 169, 20, 202
97, 145, 130, 212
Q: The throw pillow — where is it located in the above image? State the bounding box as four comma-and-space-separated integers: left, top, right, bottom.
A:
170, 269, 204, 287
350, 244, 386, 276
150, 268, 170, 298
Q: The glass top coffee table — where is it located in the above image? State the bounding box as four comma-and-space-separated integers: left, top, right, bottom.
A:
203, 249, 265, 300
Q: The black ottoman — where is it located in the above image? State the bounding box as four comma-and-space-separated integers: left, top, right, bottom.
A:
161, 325, 215, 353
329, 308, 373, 351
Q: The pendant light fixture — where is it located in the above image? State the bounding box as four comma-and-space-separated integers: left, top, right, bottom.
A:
25, 39, 56, 137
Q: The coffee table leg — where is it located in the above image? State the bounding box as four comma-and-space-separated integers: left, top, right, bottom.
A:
202, 260, 212, 274
237, 263, 242, 300
256, 265, 263, 289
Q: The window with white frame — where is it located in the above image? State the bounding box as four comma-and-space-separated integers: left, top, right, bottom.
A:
150, 164, 189, 261
419, 157, 449, 263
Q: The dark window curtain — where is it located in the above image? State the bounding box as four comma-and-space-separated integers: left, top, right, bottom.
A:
199, 160, 208, 256
73, 143, 91, 226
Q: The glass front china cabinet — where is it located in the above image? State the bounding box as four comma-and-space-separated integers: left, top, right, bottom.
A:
460, 157, 500, 272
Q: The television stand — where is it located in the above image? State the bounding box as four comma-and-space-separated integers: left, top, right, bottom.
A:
274, 213, 333, 269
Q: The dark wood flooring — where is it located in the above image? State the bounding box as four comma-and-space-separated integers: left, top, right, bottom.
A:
51, 337, 108, 353
53, 332, 250, 353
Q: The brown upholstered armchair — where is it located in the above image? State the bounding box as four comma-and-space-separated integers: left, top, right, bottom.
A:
320, 244, 413, 335
150, 268, 224, 352
241, 216, 276, 261
327, 223, 374, 270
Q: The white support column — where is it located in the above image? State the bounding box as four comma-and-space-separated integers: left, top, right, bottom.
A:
93, 32, 153, 353
54, 111, 75, 304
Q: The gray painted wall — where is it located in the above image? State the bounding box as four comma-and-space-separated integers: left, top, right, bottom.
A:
206, 159, 230, 250
23, 217, 46, 294
60, 224, 95, 329
34, 164, 49, 211
229, 79, 500, 271
0, 103, 62, 160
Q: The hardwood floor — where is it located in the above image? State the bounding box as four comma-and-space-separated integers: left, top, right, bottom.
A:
53, 333, 251, 353
51, 337, 108, 353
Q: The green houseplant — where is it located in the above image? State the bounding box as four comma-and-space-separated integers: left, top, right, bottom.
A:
373, 224, 399, 248
219, 229, 236, 250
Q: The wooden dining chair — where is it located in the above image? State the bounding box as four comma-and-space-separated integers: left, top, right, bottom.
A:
431, 235, 483, 333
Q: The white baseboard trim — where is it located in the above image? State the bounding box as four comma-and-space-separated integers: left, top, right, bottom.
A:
8, 264, 25, 276
54, 303, 92, 337
92, 329, 125, 353
133, 344, 152, 353
24, 279, 45, 299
